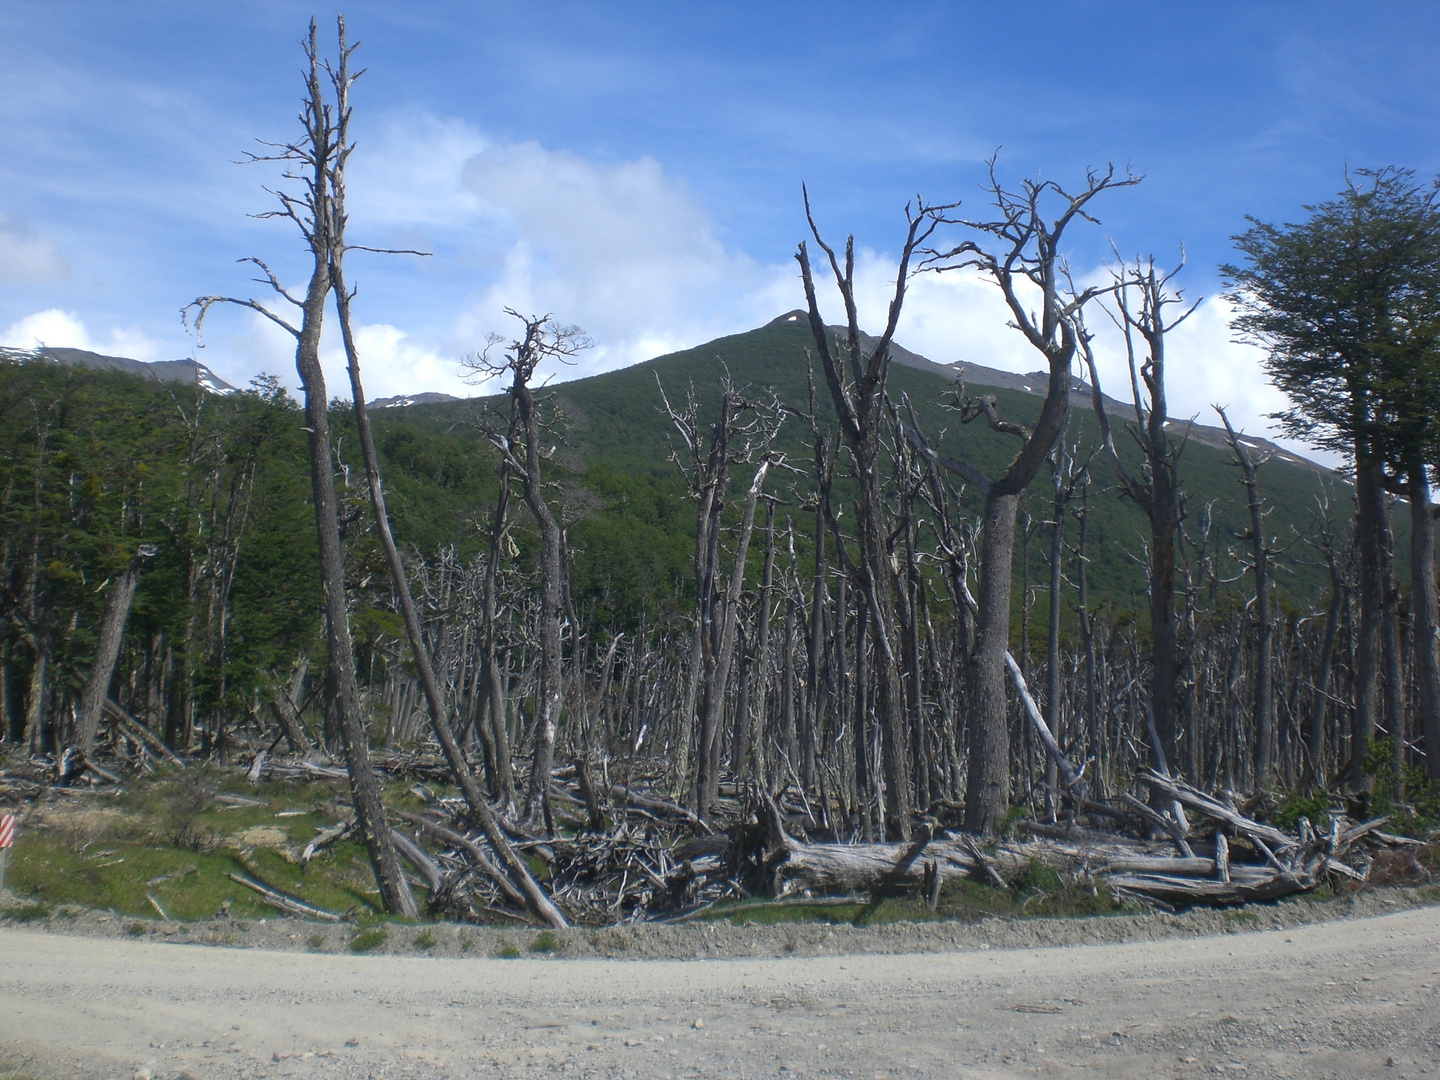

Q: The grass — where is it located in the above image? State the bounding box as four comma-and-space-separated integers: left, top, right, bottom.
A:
2, 901, 51, 922
529, 929, 561, 953
497, 941, 522, 958
0, 766, 439, 924
413, 928, 436, 949
349, 927, 388, 952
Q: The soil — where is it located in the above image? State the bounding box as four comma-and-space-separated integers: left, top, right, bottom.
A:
2, 891, 1438, 1079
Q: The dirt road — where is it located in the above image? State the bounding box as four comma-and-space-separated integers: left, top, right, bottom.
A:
3, 906, 1438, 1080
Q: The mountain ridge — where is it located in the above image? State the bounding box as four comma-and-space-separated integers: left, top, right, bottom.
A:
0, 345, 238, 395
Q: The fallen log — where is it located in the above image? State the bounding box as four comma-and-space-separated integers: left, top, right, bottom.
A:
1140, 772, 1292, 851
390, 829, 445, 894
301, 819, 352, 863
609, 784, 715, 835
227, 872, 344, 922
103, 699, 184, 766
395, 810, 533, 915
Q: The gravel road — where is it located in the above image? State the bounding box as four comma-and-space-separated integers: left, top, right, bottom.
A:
3, 905, 1438, 1080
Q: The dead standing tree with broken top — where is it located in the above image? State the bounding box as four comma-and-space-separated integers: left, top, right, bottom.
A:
188, 19, 416, 916
466, 312, 591, 835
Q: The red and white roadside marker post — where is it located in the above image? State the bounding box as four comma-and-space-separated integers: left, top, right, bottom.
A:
0, 813, 15, 892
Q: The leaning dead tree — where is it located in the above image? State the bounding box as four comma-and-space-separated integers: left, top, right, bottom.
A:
188, 18, 416, 916
323, 30, 564, 927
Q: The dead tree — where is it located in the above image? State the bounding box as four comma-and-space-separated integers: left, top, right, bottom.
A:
796, 189, 946, 839
469, 311, 590, 833
188, 18, 416, 916
658, 377, 783, 818
72, 543, 156, 761
1041, 439, 1093, 815
659, 377, 743, 808
323, 40, 565, 925
1216, 407, 1277, 788
918, 161, 1135, 835
1077, 254, 1197, 780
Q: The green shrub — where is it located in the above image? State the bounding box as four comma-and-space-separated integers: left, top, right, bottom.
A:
1364, 738, 1440, 834
350, 927, 388, 953
529, 929, 561, 953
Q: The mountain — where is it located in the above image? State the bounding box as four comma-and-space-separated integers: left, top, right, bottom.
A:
367, 310, 1326, 477
0, 345, 238, 395
368, 391, 467, 409
775, 311, 1325, 476
362, 312, 1349, 616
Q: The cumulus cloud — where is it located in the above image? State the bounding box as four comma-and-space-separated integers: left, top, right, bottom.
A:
1, 307, 162, 361
343, 113, 795, 388
0, 214, 66, 283
2, 308, 92, 350
320, 323, 455, 402
454, 139, 793, 381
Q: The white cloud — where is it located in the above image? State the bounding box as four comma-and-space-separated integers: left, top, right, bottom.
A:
2, 308, 91, 349
321, 323, 457, 402
451, 134, 793, 383
101, 324, 161, 361
825, 249, 1333, 465
1, 308, 165, 362
0, 214, 66, 283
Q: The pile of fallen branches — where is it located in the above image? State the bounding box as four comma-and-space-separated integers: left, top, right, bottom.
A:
7, 730, 1425, 925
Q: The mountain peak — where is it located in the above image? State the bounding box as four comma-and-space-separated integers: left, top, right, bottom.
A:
0, 345, 238, 395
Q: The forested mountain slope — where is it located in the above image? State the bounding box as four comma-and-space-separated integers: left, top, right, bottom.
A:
381, 312, 1346, 619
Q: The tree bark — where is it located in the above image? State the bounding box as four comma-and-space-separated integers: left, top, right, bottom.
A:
964, 490, 1020, 831
73, 547, 149, 759
1353, 464, 1385, 791
1409, 462, 1440, 779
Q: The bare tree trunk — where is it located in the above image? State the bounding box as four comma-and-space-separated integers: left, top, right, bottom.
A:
73, 547, 150, 759
742, 500, 778, 786
966, 489, 1021, 830
696, 460, 770, 818
1353, 464, 1385, 791
1409, 461, 1440, 779
1217, 408, 1274, 787
480, 417, 518, 809
796, 195, 943, 838
468, 313, 589, 832
1379, 501, 1406, 777
332, 270, 566, 927
1045, 461, 1065, 817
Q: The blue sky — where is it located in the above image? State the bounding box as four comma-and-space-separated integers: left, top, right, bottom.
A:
2, 1, 1438, 455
